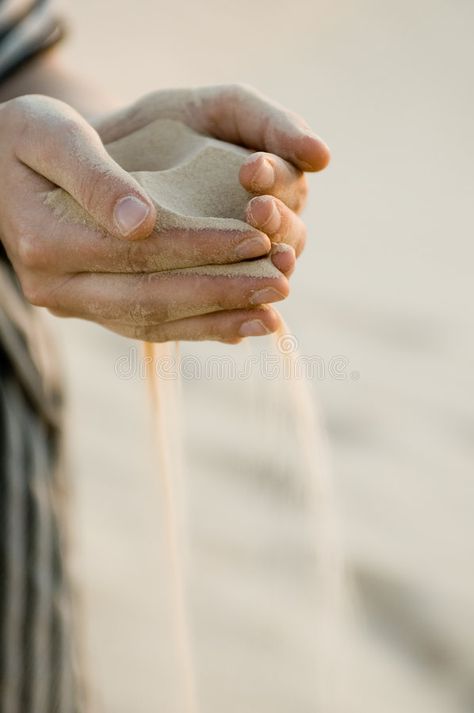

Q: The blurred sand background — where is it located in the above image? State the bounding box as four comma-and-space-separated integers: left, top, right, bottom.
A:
50, 0, 474, 711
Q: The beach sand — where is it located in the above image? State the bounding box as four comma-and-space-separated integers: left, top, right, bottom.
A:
51, 0, 474, 711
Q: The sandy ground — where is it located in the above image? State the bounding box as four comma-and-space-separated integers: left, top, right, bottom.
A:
49, 0, 474, 711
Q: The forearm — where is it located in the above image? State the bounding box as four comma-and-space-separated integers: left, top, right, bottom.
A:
0, 49, 118, 120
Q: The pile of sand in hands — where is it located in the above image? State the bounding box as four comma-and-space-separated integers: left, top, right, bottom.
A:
46, 118, 285, 280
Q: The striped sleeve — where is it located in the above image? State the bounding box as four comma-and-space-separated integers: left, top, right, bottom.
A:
0, 0, 64, 82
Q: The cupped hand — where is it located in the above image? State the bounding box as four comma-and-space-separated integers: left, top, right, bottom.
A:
0, 94, 289, 343
96, 84, 331, 258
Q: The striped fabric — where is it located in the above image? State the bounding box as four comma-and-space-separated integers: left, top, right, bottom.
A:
0, 4, 82, 710
0, 0, 63, 82
0, 263, 83, 713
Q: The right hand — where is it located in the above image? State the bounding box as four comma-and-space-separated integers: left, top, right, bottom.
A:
0, 95, 292, 343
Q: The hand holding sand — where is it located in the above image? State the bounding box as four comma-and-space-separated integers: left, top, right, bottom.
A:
0, 87, 329, 342
96, 84, 330, 255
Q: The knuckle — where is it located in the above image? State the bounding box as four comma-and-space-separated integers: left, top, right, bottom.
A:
53, 116, 84, 148
20, 274, 47, 307
16, 232, 47, 271
5, 95, 82, 159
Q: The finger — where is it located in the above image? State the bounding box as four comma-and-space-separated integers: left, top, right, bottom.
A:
246, 196, 307, 256
197, 84, 331, 172
98, 305, 282, 344
7, 95, 156, 240
39, 260, 290, 323
3, 166, 272, 275
270, 244, 296, 278
40, 199, 272, 274
51, 223, 271, 274
239, 152, 308, 212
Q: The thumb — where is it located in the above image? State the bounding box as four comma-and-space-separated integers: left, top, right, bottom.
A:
12, 95, 156, 239
197, 84, 331, 172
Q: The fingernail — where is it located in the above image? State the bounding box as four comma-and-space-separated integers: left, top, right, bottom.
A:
252, 158, 274, 190
114, 195, 150, 236
299, 133, 331, 169
249, 198, 281, 234
235, 236, 269, 259
249, 287, 286, 305
239, 319, 271, 337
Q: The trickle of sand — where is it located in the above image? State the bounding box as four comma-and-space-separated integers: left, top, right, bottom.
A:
44, 119, 281, 280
